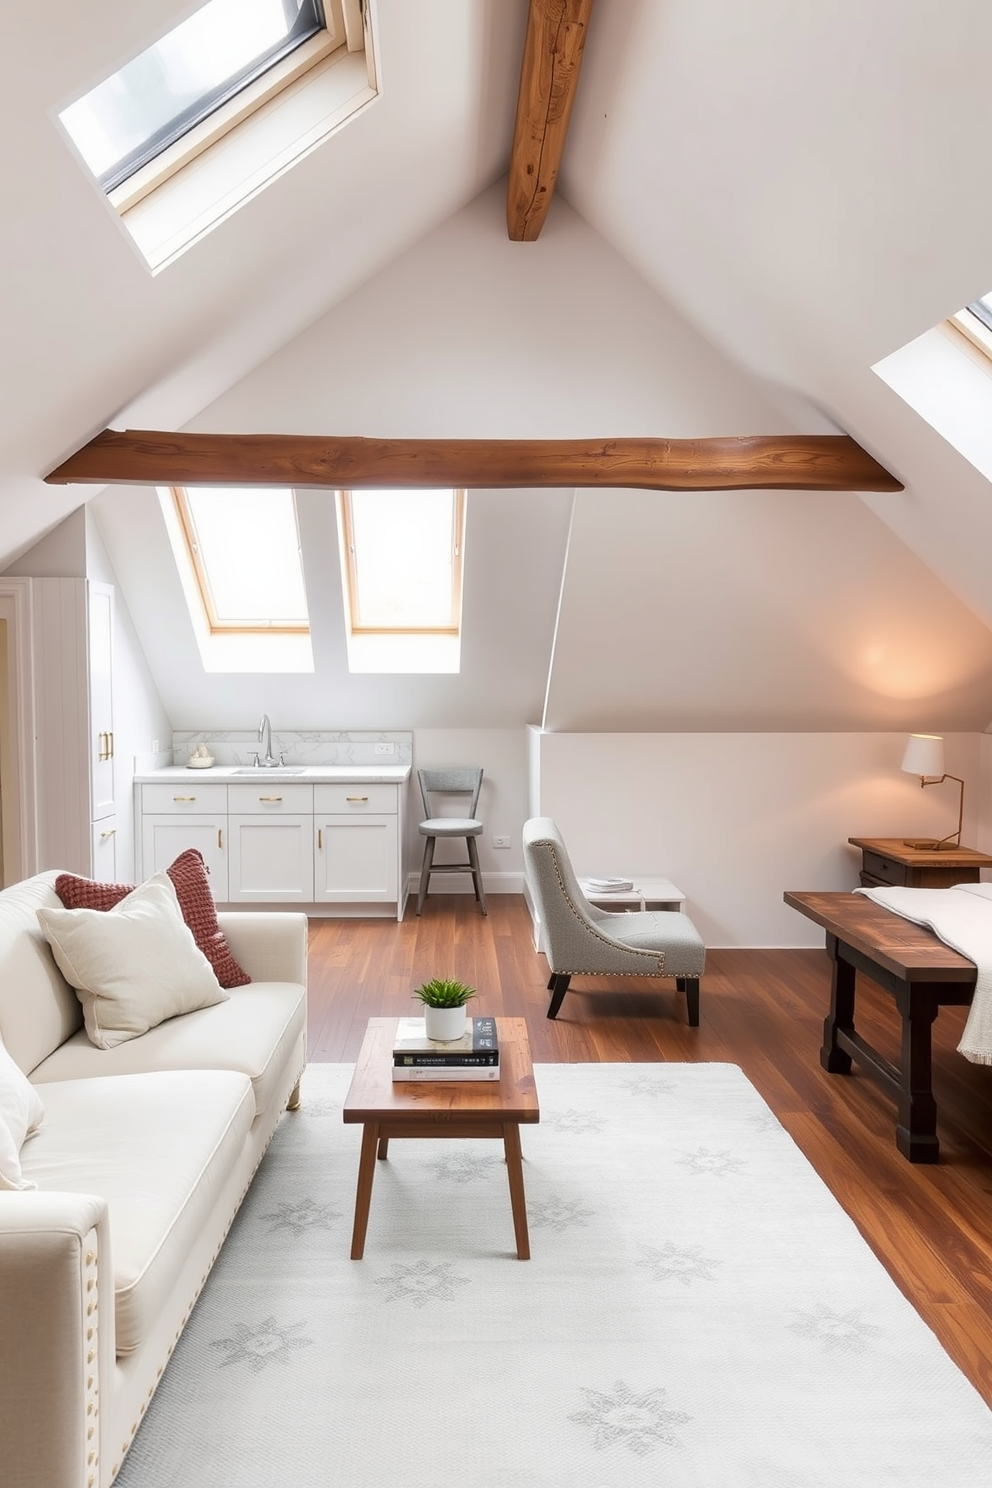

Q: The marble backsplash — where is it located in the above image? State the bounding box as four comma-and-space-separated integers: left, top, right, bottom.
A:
172, 729, 413, 768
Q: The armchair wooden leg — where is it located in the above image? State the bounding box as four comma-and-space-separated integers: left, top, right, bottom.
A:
680, 977, 700, 1027
547, 973, 571, 1019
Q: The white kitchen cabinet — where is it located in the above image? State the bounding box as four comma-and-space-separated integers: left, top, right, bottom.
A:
136, 772, 408, 916
140, 817, 229, 900
313, 783, 400, 908
229, 815, 314, 902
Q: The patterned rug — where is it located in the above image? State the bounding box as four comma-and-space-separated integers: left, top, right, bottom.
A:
115, 1062, 992, 1487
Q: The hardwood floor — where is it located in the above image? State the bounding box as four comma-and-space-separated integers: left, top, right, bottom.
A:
306, 893, 992, 1406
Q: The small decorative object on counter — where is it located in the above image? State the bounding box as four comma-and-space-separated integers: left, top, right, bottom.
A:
411, 976, 477, 1042
186, 743, 215, 769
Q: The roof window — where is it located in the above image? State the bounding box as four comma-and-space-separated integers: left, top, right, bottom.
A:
57, 0, 376, 272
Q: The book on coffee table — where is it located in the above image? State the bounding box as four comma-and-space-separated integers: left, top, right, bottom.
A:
391, 1063, 500, 1082
392, 1015, 500, 1079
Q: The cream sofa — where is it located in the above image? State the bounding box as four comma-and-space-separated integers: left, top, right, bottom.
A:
0, 871, 308, 1488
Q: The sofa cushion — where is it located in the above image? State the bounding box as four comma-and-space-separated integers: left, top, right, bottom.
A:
19, 1069, 254, 1355
0, 872, 83, 1076
55, 848, 251, 989
37, 874, 228, 1050
31, 980, 305, 1123
0, 1038, 45, 1190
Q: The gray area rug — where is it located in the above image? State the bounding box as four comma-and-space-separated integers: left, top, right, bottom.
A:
116, 1062, 992, 1486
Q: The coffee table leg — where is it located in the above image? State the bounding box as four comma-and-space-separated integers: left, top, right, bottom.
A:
351, 1122, 380, 1260
503, 1124, 530, 1260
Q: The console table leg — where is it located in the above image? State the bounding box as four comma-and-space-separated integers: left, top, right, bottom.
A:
820, 936, 855, 1075
895, 987, 940, 1163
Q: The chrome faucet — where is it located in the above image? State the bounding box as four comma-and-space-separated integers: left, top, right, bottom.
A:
255, 714, 284, 768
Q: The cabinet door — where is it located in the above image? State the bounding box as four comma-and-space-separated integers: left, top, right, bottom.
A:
228, 814, 314, 902
91, 817, 118, 883
88, 582, 115, 822
314, 814, 399, 902
140, 816, 228, 899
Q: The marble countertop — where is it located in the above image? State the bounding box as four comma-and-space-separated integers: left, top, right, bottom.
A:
134, 765, 412, 784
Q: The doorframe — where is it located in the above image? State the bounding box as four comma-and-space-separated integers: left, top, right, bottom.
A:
0, 580, 38, 883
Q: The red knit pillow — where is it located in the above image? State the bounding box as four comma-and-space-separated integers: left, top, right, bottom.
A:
54, 849, 251, 989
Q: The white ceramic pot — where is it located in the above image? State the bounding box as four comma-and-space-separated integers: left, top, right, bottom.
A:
424, 1004, 467, 1042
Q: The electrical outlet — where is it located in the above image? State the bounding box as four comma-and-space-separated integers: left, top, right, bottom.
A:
374, 741, 396, 756
492, 835, 511, 849
151, 739, 159, 754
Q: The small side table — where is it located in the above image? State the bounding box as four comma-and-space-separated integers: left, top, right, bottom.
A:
579, 877, 686, 912
848, 837, 992, 890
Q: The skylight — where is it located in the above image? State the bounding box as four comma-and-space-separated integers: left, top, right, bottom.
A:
173, 486, 309, 633
57, 0, 376, 272
339, 489, 465, 633
337, 489, 466, 673
60, 0, 327, 193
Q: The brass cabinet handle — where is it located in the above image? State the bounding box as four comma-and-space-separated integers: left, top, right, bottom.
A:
108, 731, 114, 759
98, 731, 110, 761
346, 795, 369, 803
218, 829, 223, 849
99, 829, 116, 838
259, 795, 283, 803
318, 829, 323, 849
173, 795, 196, 802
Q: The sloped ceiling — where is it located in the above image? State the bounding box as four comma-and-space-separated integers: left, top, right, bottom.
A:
4, 1, 992, 733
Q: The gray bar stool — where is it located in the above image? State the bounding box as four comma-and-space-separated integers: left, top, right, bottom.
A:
416, 767, 487, 915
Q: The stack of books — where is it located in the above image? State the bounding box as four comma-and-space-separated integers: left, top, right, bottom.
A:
583, 876, 635, 893
392, 1016, 500, 1082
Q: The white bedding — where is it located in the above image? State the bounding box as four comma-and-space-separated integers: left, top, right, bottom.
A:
856, 881, 992, 1064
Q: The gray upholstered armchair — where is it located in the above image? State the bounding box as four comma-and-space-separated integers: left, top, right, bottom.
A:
522, 817, 705, 1023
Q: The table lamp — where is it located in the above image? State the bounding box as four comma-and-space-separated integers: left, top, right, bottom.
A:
901, 733, 964, 851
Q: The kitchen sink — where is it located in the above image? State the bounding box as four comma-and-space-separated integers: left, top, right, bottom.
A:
232, 767, 306, 776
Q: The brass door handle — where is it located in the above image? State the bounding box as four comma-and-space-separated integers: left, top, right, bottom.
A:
218, 829, 223, 849
99, 828, 116, 838
318, 829, 323, 849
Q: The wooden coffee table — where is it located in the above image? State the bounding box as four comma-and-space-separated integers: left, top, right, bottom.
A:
343, 1016, 540, 1259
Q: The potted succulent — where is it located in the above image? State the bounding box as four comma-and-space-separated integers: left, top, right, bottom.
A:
412, 977, 477, 1042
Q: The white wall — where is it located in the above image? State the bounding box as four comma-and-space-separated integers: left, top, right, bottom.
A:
531, 729, 985, 946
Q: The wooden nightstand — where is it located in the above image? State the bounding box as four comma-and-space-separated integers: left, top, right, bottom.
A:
848, 837, 992, 889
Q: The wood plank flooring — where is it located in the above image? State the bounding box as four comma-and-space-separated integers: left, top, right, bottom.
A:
306, 893, 992, 1406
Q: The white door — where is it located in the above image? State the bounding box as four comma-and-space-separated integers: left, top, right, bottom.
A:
228, 814, 314, 902
140, 816, 228, 899
314, 814, 398, 902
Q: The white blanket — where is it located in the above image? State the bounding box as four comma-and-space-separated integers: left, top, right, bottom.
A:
856, 881, 992, 1064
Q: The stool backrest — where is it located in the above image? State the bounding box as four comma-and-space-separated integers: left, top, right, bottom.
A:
418, 767, 484, 822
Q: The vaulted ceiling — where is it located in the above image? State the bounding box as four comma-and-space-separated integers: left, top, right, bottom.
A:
4, 0, 992, 731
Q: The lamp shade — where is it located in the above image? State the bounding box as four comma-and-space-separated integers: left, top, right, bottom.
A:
901, 733, 945, 779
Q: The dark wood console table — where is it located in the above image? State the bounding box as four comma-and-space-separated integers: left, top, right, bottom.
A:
784, 890, 977, 1162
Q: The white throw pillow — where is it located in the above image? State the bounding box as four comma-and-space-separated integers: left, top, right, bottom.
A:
37, 872, 228, 1050
0, 1038, 44, 1191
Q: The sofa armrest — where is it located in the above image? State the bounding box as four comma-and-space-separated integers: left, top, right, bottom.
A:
217, 911, 308, 987
0, 1191, 112, 1488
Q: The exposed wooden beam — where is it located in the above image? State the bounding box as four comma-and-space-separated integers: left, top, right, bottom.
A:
45, 428, 903, 493
507, 0, 596, 242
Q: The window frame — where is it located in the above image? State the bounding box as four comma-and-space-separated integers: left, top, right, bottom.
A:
171, 486, 310, 636
338, 488, 466, 637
